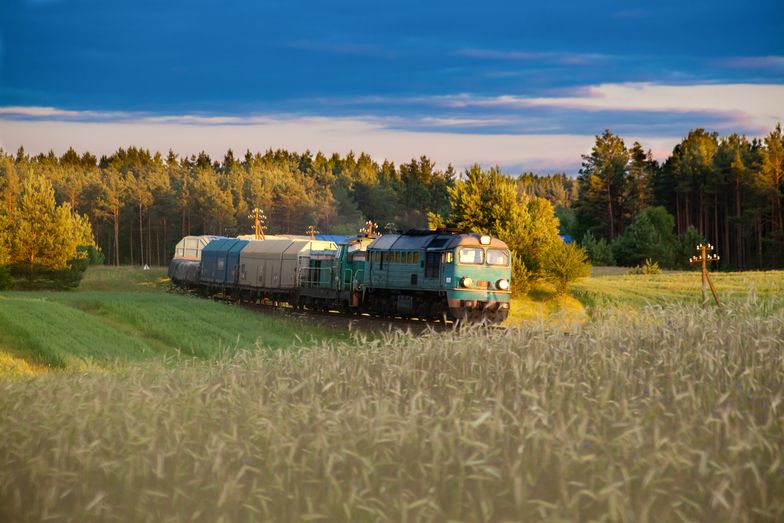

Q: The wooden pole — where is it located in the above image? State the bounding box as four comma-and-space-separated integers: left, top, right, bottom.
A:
690, 243, 721, 310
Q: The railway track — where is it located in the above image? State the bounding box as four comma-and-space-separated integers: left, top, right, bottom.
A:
170, 285, 455, 334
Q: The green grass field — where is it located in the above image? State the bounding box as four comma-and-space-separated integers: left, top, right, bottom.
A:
0, 267, 348, 374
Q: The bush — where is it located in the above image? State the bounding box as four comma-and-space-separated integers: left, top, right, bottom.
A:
580, 231, 616, 266
542, 241, 590, 294
628, 259, 661, 275
9, 257, 89, 290
0, 265, 11, 290
80, 244, 106, 266
511, 253, 533, 296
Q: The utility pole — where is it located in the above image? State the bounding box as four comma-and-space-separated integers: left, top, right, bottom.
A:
248, 208, 266, 240
306, 225, 318, 240
689, 243, 721, 309
360, 220, 378, 237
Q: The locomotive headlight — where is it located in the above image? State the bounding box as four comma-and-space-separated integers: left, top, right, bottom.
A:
479, 235, 491, 245
460, 276, 474, 288
496, 279, 509, 291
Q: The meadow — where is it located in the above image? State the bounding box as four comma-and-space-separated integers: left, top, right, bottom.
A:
0, 267, 782, 521
0, 267, 348, 375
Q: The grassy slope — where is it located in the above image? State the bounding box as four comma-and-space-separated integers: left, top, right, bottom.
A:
0, 267, 347, 374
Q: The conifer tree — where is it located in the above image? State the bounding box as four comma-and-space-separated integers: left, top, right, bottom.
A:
5, 174, 95, 282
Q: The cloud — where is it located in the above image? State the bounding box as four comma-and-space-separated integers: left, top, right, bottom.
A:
1, 81, 781, 173
431, 83, 784, 134
454, 48, 608, 66
0, 106, 127, 120
715, 56, 784, 73
0, 114, 635, 173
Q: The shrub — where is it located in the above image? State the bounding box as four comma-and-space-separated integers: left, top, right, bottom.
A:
542, 241, 590, 294
79, 244, 106, 266
580, 231, 616, 266
628, 259, 661, 275
511, 253, 533, 295
0, 265, 11, 290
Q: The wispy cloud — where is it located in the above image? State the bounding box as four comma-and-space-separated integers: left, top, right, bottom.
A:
714, 56, 784, 73
0, 106, 129, 120
0, 114, 603, 173
454, 48, 608, 66
427, 83, 784, 134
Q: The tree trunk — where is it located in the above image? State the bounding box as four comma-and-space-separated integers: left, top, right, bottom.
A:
723, 193, 730, 268
139, 202, 144, 267
147, 211, 152, 266
114, 208, 120, 267
130, 218, 134, 266
735, 182, 742, 270
675, 194, 682, 234
607, 184, 614, 240
757, 219, 763, 267
713, 195, 719, 256
163, 216, 167, 264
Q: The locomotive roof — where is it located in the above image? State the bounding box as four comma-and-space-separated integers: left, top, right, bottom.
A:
367, 231, 508, 251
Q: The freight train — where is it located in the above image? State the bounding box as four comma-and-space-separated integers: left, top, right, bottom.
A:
168, 229, 512, 323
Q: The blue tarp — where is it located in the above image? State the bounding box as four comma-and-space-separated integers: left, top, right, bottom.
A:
200, 238, 249, 285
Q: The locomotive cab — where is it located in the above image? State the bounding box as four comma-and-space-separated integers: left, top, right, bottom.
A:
444, 234, 511, 322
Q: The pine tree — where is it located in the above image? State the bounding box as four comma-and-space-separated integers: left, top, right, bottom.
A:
576, 130, 629, 240
6, 175, 95, 282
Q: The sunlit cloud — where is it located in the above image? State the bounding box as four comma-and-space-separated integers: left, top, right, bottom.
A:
431, 83, 784, 134
0, 114, 601, 173
1, 80, 781, 174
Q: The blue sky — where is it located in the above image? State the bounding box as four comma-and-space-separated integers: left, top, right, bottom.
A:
1, 0, 782, 172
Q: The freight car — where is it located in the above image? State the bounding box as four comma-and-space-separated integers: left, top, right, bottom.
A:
168, 229, 512, 323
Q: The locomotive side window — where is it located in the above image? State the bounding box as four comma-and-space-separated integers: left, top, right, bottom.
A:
487, 249, 510, 266
396, 252, 401, 264
413, 252, 419, 264
458, 247, 484, 264
407, 251, 413, 264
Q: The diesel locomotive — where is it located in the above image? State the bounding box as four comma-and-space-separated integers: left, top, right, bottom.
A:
168, 229, 512, 323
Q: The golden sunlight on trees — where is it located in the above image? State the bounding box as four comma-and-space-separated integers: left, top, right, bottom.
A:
0, 174, 96, 288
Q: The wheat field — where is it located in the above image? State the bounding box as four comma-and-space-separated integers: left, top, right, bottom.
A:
1, 296, 782, 522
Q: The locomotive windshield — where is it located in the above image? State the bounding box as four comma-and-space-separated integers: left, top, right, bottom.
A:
458, 247, 484, 264
486, 249, 510, 266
